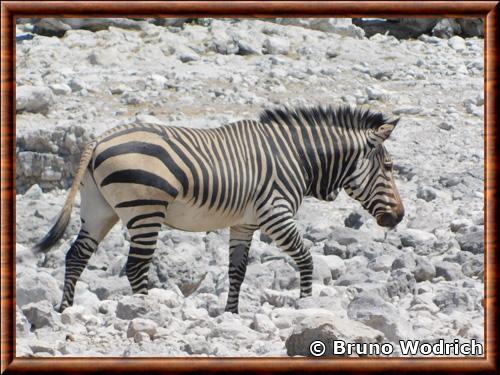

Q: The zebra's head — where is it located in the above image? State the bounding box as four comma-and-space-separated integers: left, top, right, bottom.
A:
343, 117, 404, 228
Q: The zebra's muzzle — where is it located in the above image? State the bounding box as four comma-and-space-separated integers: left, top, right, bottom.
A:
377, 209, 404, 228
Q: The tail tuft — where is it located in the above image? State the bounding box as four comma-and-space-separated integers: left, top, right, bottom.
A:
32, 140, 97, 254
32, 209, 71, 253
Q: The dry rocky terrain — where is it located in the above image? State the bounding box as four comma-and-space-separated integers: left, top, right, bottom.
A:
15, 18, 484, 357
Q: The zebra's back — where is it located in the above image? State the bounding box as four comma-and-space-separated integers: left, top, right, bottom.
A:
91, 121, 273, 232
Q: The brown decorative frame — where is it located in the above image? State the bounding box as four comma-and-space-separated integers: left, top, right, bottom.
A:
1, 1, 498, 374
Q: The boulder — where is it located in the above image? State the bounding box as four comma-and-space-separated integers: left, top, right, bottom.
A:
16, 269, 60, 308
61, 304, 100, 325
432, 19, 462, 38
49, 83, 72, 95
32, 18, 144, 36
116, 295, 149, 320
260, 288, 296, 308
32, 18, 71, 36
391, 253, 416, 271
347, 292, 414, 341
263, 37, 290, 55
435, 261, 463, 281
368, 255, 395, 273
386, 268, 416, 298
127, 318, 158, 339
366, 86, 389, 101
16, 307, 32, 338
399, 229, 437, 248
251, 313, 278, 335
457, 19, 484, 37
461, 256, 484, 278
323, 240, 350, 259
448, 36, 466, 51
177, 48, 200, 63
413, 257, 436, 282
22, 300, 58, 329
457, 229, 484, 254
16, 86, 54, 114
312, 255, 333, 285
416, 186, 438, 202
285, 312, 384, 357
89, 277, 130, 300
352, 18, 437, 39
433, 286, 482, 313
344, 212, 364, 229
321, 255, 346, 280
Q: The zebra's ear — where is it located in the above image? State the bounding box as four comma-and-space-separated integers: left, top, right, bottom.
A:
369, 117, 399, 145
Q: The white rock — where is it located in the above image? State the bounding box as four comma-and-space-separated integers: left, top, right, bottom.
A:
127, 318, 158, 339
366, 86, 389, 101
320, 255, 346, 279
116, 295, 148, 320
398, 229, 437, 248
49, 83, 72, 95
88, 48, 121, 66
414, 257, 436, 282
260, 289, 296, 308
22, 301, 58, 329
16, 86, 54, 113
16, 308, 32, 337
148, 288, 182, 308
16, 269, 60, 308
347, 292, 415, 341
435, 261, 463, 281
177, 49, 200, 63
263, 37, 290, 55
417, 186, 438, 202
252, 313, 278, 335
312, 255, 332, 285
448, 36, 466, 51
61, 305, 101, 325
368, 254, 395, 273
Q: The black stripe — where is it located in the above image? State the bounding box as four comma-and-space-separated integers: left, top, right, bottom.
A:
116, 199, 168, 208
94, 141, 189, 193
168, 141, 200, 200
127, 212, 165, 229
101, 169, 178, 197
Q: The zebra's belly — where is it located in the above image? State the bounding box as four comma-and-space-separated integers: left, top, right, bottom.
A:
164, 201, 254, 232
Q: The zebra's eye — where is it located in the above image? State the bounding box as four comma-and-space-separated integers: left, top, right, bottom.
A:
384, 161, 393, 169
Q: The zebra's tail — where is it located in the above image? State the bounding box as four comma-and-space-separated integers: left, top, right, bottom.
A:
33, 140, 98, 253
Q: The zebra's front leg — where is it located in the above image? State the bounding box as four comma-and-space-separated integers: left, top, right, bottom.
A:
259, 214, 313, 299
225, 225, 256, 314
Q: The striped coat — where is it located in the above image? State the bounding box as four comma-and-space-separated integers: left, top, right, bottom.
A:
35, 105, 404, 313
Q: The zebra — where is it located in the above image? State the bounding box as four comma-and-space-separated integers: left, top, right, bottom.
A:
34, 104, 404, 314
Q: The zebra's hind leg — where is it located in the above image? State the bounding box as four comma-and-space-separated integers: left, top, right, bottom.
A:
60, 171, 118, 312
225, 225, 257, 314
259, 209, 313, 299
124, 211, 164, 294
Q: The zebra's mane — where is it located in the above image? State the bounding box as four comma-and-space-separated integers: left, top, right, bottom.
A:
258, 104, 395, 131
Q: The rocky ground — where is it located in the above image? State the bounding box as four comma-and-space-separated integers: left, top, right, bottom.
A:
15, 18, 484, 357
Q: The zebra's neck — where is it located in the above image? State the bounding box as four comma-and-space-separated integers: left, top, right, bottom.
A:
260, 117, 365, 203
